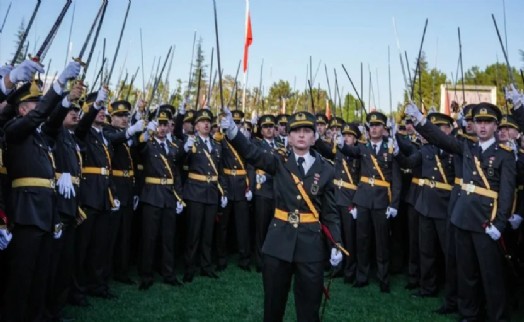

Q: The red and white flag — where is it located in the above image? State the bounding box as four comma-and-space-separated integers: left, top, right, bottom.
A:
243, 0, 253, 73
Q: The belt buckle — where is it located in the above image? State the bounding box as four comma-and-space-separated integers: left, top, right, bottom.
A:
288, 212, 299, 228
101, 168, 108, 175
206, 175, 212, 183
231, 169, 237, 175
466, 184, 475, 195
336, 179, 342, 188
368, 177, 375, 186
123, 170, 129, 177
161, 178, 168, 185
418, 179, 425, 187
50, 179, 56, 189
429, 180, 436, 188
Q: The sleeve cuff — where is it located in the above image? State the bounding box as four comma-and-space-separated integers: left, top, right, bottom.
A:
61, 96, 71, 108
53, 81, 64, 95
226, 126, 238, 140
0, 77, 13, 96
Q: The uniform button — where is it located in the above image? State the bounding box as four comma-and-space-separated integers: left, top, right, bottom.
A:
297, 195, 302, 200
341, 171, 345, 174
473, 171, 477, 175
434, 168, 438, 171
490, 203, 493, 206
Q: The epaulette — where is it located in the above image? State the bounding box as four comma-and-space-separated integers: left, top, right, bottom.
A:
322, 156, 335, 166
457, 131, 478, 142
169, 140, 178, 148
498, 143, 513, 152
358, 139, 367, 145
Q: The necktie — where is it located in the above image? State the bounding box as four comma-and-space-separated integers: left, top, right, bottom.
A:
372, 144, 378, 155
270, 141, 275, 149
159, 142, 167, 156
297, 156, 305, 178
204, 138, 211, 152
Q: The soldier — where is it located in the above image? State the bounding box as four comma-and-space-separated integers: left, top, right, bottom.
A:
103, 100, 144, 285
137, 111, 184, 290
275, 114, 289, 148
221, 109, 342, 322
252, 115, 283, 272
180, 108, 227, 282
337, 111, 402, 293
44, 82, 84, 321
315, 113, 328, 139
315, 122, 361, 284
216, 109, 253, 272
395, 112, 455, 298
405, 102, 515, 321
3, 60, 80, 322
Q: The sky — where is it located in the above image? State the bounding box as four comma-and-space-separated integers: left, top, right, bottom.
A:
0, 0, 522, 112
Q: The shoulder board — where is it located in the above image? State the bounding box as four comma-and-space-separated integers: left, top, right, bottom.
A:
169, 141, 178, 148
499, 143, 512, 152
457, 132, 478, 142
358, 139, 367, 145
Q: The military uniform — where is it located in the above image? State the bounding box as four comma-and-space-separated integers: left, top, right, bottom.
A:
339, 111, 402, 291
3, 82, 63, 321
228, 111, 341, 322
415, 103, 514, 321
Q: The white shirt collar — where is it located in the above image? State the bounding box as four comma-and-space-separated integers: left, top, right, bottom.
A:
479, 137, 496, 152
294, 152, 315, 175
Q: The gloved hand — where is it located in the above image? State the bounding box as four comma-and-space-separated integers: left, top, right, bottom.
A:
256, 174, 266, 185
57, 173, 76, 199
508, 214, 523, 230
94, 87, 108, 109
404, 102, 424, 125
240, 127, 251, 139
245, 190, 253, 201
178, 98, 187, 115
251, 114, 258, 126
385, 207, 398, 219
57, 61, 82, 86
220, 196, 228, 208
389, 137, 399, 156
9, 59, 45, 83
485, 224, 501, 240
336, 134, 344, 148
54, 228, 63, 240
112, 199, 121, 212
220, 107, 235, 130
184, 135, 196, 152
329, 248, 343, 267
0, 65, 13, 78
127, 119, 145, 137
146, 120, 158, 133
0, 227, 12, 250
505, 84, 524, 110
176, 201, 184, 215
133, 195, 139, 211
350, 207, 358, 220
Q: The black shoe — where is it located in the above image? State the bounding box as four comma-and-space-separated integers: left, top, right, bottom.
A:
216, 264, 227, 272
404, 282, 419, 290
201, 270, 219, 279
344, 276, 355, 284
164, 277, 183, 287
138, 280, 153, 290
380, 282, 390, 293
238, 264, 251, 272
411, 290, 437, 298
353, 281, 369, 288
434, 305, 457, 315
183, 273, 194, 283
114, 276, 136, 285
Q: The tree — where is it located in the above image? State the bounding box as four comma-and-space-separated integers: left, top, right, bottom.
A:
12, 19, 26, 64
407, 51, 447, 111
187, 37, 208, 103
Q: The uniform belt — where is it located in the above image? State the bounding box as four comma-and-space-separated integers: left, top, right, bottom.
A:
454, 177, 462, 185
416, 178, 452, 191
274, 209, 318, 225
188, 173, 218, 182
223, 168, 247, 176
136, 164, 144, 171
12, 177, 55, 189
55, 173, 80, 186
82, 167, 110, 176
145, 177, 174, 185
0, 167, 7, 175
360, 176, 390, 188
112, 169, 135, 177
411, 177, 420, 185
461, 183, 498, 199
333, 179, 357, 190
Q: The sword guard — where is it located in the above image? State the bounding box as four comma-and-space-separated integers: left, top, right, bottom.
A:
28, 54, 43, 66
73, 57, 87, 67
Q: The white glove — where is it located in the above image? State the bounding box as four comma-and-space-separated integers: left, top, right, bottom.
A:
54, 228, 62, 240
127, 119, 145, 137
485, 224, 501, 241
94, 87, 108, 109
240, 127, 251, 139
386, 207, 398, 219
146, 121, 158, 133
9, 59, 45, 83
336, 134, 344, 148
176, 201, 184, 214
329, 247, 343, 267
389, 137, 399, 156
184, 135, 196, 152
178, 99, 187, 115
133, 195, 140, 211
57, 61, 82, 86
505, 84, 524, 110
220, 107, 235, 131
245, 190, 253, 201
509, 214, 523, 230
256, 174, 266, 184
0, 65, 13, 78
57, 173, 76, 199
251, 114, 258, 126
404, 103, 424, 125
350, 207, 357, 220
112, 199, 121, 212
220, 196, 228, 208
0, 228, 12, 250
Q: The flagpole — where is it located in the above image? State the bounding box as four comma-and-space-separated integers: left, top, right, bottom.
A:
242, 0, 252, 113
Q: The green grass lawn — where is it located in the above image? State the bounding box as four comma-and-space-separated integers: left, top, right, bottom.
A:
64, 262, 524, 322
